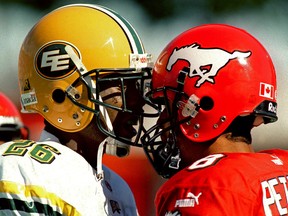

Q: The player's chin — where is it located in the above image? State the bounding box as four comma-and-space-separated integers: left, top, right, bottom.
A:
115, 124, 137, 140
113, 114, 139, 138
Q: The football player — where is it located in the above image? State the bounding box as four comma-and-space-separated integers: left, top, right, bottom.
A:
141, 24, 286, 215
0, 4, 156, 215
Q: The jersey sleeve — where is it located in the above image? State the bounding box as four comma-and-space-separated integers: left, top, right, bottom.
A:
102, 165, 139, 216
0, 140, 100, 215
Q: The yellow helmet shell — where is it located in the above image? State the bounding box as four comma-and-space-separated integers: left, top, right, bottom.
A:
18, 4, 147, 132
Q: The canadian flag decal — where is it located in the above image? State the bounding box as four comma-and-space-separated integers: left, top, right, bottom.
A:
259, 82, 274, 99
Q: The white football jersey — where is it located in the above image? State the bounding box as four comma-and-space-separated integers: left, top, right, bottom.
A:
0, 136, 138, 215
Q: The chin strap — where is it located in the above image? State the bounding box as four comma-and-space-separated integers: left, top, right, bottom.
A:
96, 138, 106, 181
65, 45, 130, 180
98, 96, 130, 157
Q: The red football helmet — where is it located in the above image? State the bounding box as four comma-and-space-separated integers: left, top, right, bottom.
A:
142, 24, 277, 178
0, 93, 29, 141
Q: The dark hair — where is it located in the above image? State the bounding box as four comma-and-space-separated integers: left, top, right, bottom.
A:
223, 115, 255, 144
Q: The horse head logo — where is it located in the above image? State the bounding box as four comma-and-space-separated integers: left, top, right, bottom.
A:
166, 43, 252, 87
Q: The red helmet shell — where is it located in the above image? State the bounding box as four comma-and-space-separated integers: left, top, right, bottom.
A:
0, 93, 22, 124
0, 92, 29, 140
152, 24, 277, 142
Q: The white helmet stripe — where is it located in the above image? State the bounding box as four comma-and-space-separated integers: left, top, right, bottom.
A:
63, 4, 145, 54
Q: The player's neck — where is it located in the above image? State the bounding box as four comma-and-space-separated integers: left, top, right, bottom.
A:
206, 133, 255, 154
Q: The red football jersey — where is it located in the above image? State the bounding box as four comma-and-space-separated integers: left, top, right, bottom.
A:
155, 149, 288, 215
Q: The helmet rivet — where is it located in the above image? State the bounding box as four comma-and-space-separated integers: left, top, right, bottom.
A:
194, 124, 200, 130
72, 113, 79, 119
58, 118, 62, 123
74, 93, 80, 100
76, 121, 81, 126
194, 133, 199, 138
220, 116, 226, 122
43, 105, 49, 113
213, 124, 218, 129
186, 120, 191, 125
80, 108, 85, 113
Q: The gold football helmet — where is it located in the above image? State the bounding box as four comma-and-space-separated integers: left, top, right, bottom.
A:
18, 4, 154, 148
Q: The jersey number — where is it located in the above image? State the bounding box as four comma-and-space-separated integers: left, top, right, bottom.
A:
187, 154, 225, 170
2, 140, 61, 164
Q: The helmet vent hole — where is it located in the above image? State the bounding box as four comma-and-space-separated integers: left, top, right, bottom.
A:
52, 89, 66, 104
200, 96, 214, 111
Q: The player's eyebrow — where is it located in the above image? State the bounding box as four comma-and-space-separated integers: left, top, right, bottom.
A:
100, 87, 122, 101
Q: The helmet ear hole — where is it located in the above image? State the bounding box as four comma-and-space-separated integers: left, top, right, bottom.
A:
200, 96, 214, 111
52, 89, 66, 104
